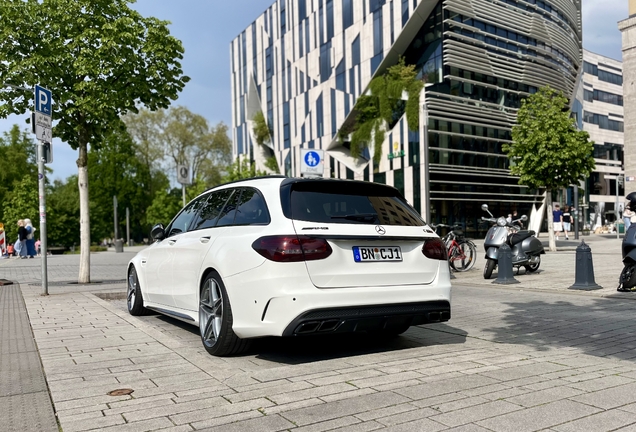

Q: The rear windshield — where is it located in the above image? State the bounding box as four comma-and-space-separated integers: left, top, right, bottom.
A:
289, 187, 425, 226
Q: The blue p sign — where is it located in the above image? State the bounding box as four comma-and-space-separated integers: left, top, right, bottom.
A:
35, 85, 52, 116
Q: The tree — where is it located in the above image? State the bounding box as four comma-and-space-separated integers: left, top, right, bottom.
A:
125, 108, 232, 189
0, 126, 38, 223
47, 177, 80, 248
503, 86, 595, 252
222, 158, 268, 183
3, 176, 38, 243
0, 0, 189, 282
342, 58, 423, 162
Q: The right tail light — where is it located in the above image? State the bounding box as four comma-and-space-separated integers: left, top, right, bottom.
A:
422, 238, 447, 261
252, 235, 332, 262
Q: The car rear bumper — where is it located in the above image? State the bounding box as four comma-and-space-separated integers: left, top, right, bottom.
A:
281, 300, 450, 336
224, 260, 452, 338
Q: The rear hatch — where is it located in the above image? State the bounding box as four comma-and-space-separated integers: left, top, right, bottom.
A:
283, 179, 440, 288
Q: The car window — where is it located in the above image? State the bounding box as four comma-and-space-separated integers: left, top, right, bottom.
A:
234, 188, 270, 225
290, 189, 424, 226
166, 194, 209, 237
216, 189, 241, 227
191, 189, 233, 231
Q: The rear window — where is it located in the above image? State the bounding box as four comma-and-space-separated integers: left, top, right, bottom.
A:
289, 183, 425, 226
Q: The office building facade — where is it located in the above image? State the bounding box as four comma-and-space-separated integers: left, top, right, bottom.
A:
230, 0, 583, 235
581, 49, 624, 227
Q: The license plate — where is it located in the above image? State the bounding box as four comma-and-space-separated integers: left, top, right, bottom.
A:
352, 246, 402, 262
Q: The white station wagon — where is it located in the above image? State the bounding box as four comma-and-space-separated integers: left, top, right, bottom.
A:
127, 177, 452, 356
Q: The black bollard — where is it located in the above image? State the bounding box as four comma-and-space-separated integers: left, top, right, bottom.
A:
493, 243, 519, 284
568, 240, 602, 290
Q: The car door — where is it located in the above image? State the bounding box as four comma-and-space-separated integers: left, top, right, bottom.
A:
144, 198, 201, 307
171, 189, 235, 311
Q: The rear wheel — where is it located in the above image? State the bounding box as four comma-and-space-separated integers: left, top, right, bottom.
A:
199, 271, 250, 356
619, 264, 636, 291
524, 258, 541, 273
127, 266, 150, 316
450, 241, 476, 272
483, 259, 496, 279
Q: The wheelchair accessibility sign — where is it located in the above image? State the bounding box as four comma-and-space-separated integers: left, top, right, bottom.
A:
301, 149, 324, 177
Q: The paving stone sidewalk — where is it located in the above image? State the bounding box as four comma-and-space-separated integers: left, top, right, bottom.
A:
5, 240, 636, 431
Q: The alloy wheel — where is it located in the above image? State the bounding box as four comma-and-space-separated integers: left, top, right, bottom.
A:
199, 277, 223, 347
127, 269, 137, 311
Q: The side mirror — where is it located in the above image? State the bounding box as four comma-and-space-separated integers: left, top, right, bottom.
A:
151, 224, 165, 241
481, 204, 489, 211
521, 215, 528, 221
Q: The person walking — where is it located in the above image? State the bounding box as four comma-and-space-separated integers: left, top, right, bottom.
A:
562, 205, 572, 240
552, 203, 563, 241
24, 218, 37, 258
624, 204, 634, 232
16, 220, 28, 259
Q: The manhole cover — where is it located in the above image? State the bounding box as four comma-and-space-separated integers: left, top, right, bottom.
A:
107, 388, 134, 396
0, 279, 14, 286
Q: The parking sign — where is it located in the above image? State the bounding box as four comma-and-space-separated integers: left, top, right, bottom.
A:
35, 85, 52, 116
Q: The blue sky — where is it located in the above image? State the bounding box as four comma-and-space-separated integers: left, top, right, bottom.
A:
0, 0, 628, 182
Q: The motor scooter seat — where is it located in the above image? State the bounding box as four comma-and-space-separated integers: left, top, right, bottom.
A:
509, 231, 533, 245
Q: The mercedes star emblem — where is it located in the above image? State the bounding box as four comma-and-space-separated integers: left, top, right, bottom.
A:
375, 225, 386, 235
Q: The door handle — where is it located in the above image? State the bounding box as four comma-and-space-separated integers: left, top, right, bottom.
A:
199, 236, 211, 243
168, 239, 177, 245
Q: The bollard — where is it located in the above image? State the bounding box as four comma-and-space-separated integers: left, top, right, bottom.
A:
568, 240, 602, 290
493, 243, 519, 284
114, 239, 124, 253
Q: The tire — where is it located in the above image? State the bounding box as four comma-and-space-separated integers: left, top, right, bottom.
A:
483, 258, 496, 279
450, 241, 477, 272
524, 258, 541, 273
619, 264, 636, 291
199, 271, 250, 356
127, 266, 150, 316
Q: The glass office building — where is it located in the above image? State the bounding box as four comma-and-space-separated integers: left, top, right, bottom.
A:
230, 0, 582, 235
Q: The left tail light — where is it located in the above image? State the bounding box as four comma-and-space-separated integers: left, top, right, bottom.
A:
422, 238, 447, 261
252, 235, 333, 262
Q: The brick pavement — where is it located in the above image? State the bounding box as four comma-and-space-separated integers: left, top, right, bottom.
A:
5, 238, 636, 431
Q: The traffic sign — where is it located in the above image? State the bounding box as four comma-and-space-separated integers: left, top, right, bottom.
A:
34, 85, 52, 116
177, 164, 191, 185
35, 124, 52, 143
300, 149, 324, 176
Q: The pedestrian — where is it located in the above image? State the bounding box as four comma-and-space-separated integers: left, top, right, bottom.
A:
16, 220, 28, 259
512, 210, 523, 228
24, 218, 37, 258
552, 203, 563, 241
625, 204, 634, 231
562, 205, 572, 240
35, 239, 41, 256
7, 243, 15, 257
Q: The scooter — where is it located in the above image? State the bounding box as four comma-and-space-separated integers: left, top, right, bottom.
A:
619, 224, 636, 291
481, 204, 545, 279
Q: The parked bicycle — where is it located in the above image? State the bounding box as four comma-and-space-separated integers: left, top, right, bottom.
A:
430, 224, 477, 272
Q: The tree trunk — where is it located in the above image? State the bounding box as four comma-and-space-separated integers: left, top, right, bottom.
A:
547, 188, 556, 252
77, 141, 91, 283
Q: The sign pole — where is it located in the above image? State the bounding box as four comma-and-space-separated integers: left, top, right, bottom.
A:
38, 142, 49, 295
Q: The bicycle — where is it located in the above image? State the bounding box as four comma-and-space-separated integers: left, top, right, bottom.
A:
429, 224, 477, 272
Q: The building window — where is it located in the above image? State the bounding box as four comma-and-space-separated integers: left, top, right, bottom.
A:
320, 42, 332, 82
343, 0, 354, 28
316, 93, 324, 136
402, 0, 409, 26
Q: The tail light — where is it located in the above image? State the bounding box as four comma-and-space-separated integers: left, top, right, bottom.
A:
422, 238, 447, 261
252, 236, 333, 262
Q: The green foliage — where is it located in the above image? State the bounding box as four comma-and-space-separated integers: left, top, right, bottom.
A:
124, 108, 232, 189
504, 86, 595, 190
348, 59, 423, 161
0, 126, 38, 224
0, 0, 189, 153
265, 156, 280, 173
146, 188, 182, 227
222, 158, 268, 183
2, 176, 38, 242
47, 177, 80, 248
253, 111, 272, 147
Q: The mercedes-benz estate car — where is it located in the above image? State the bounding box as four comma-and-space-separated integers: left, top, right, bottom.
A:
127, 176, 451, 356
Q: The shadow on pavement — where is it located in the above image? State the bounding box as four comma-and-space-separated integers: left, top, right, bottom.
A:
471, 297, 636, 361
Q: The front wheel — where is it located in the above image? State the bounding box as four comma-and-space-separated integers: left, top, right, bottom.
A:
483, 258, 496, 279
127, 266, 150, 316
618, 264, 636, 291
524, 258, 541, 273
199, 271, 250, 356
450, 241, 476, 272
